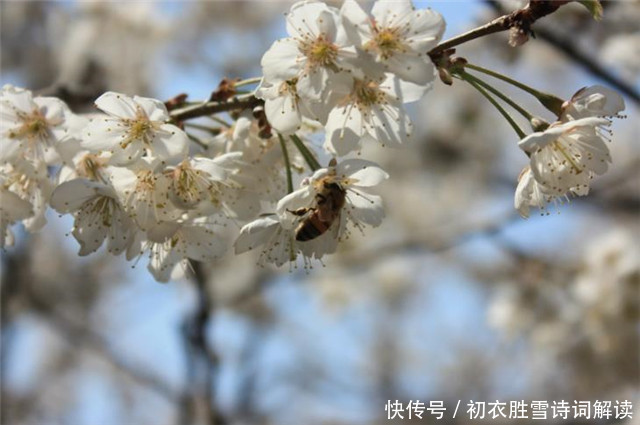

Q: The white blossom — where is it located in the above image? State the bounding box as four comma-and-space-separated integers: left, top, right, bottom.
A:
257, 77, 331, 134
260, 1, 357, 101
50, 178, 135, 256
105, 159, 181, 231
165, 153, 260, 220
236, 159, 387, 267
82, 92, 188, 165
324, 74, 425, 156
518, 117, 613, 195
341, 0, 445, 85
0, 85, 76, 164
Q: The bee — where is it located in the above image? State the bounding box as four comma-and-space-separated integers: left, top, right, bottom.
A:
289, 160, 346, 242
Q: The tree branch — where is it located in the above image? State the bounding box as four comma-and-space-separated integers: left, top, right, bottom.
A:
171, 96, 263, 122
429, 0, 566, 56
180, 260, 226, 425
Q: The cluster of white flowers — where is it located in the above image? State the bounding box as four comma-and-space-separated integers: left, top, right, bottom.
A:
237, 0, 445, 266
0, 0, 628, 281
256, 0, 445, 155
514, 85, 625, 218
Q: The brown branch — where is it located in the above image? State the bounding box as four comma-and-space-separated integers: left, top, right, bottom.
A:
171, 96, 263, 122
429, 0, 567, 56
180, 260, 226, 425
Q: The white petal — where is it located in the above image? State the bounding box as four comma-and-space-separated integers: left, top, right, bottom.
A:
340, 0, 371, 46
336, 159, 389, 187
370, 103, 412, 147
261, 38, 301, 81
566, 85, 625, 119
73, 208, 108, 256
297, 67, 329, 101
151, 124, 189, 160
286, 1, 334, 38
133, 96, 170, 122
405, 8, 445, 51
264, 93, 302, 134
384, 53, 436, 86
182, 226, 227, 261
0, 187, 33, 221
324, 105, 366, 156
235, 216, 280, 254
105, 209, 134, 255
371, 0, 413, 28
50, 179, 112, 213
94, 92, 138, 119
345, 189, 384, 227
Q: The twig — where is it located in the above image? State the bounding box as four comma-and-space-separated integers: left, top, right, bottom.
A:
429, 0, 565, 56
171, 96, 263, 122
484, 0, 640, 104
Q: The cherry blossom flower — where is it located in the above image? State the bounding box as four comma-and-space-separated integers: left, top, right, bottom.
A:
50, 178, 135, 256
165, 153, 261, 220
323, 74, 426, 156
146, 220, 226, 282
257, 77, 331, 134
341, 0, 445, 85
518, 117, 613, 195
236, 159, 387, 267
277, 158, 387, 231
82, 92, 189, 165
106, 159, 181, 231
260, 1, 357, 101
515, 86, 625, 216
0, 85, 75, 164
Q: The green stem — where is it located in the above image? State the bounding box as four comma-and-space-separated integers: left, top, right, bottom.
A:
465, 63, 564, 116
278, 134, 294, 194
234, 77, 263, 88
290, 134, 321, 171
462, 72, 535, 121
459, 73, 527, 139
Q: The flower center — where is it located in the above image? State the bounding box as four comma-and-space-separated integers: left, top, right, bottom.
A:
9, 110, 50, 141
353, 79, 385, 107
368, 27, 403, 59
121, 108, 154, 149
78, 154, 107, 181
171, 161, 213, 207
300, 35, 338, 71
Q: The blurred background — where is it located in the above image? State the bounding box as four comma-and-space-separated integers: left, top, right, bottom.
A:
1, 1, 638, 424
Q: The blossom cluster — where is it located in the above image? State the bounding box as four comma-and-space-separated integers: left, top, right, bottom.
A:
257, 0, 445, 155
0, 0, 628, 282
